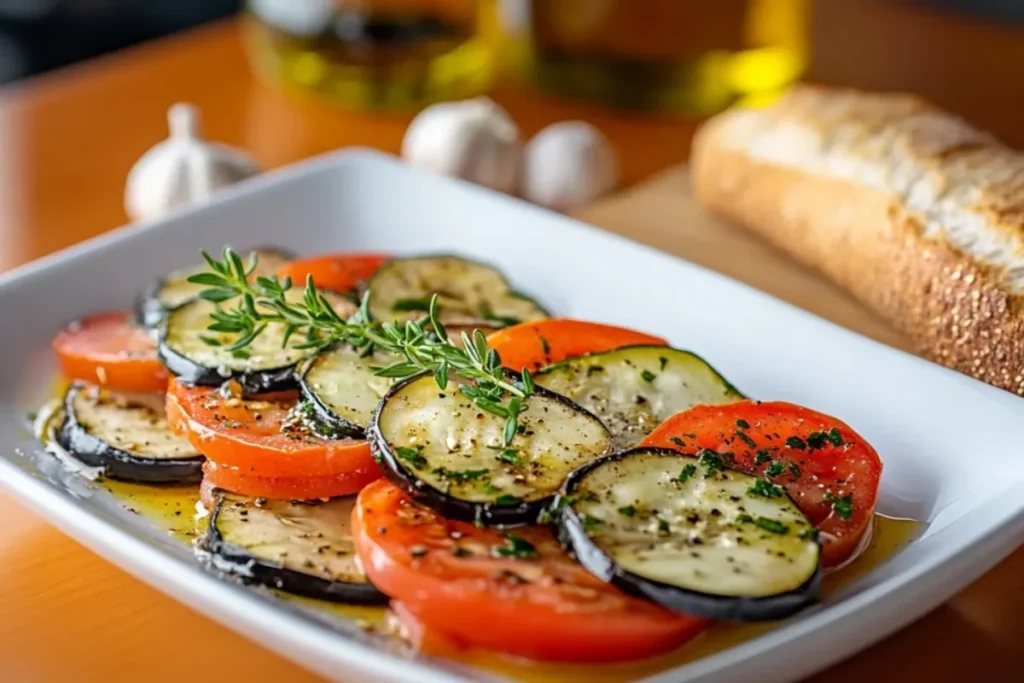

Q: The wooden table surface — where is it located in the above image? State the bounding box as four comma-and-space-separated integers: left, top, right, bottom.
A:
1, 4, 1024, 681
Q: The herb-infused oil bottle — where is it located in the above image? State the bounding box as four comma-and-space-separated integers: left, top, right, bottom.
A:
501, 0, 809, 114
245, 0, 498, 109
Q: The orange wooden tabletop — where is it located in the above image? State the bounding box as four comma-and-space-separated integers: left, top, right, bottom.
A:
2, 3, 1024, 682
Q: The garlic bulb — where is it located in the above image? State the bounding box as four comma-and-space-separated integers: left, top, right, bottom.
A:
401, 97, 521, 194
125, 103, 260, 222
522, 121, 619, 212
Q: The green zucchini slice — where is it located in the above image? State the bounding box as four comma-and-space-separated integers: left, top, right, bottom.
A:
535, 345, 743, 450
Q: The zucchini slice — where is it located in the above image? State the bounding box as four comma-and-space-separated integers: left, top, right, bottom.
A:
298, 345, 398, 439
200, 493, 387, 605
369, 373, 612, 525
535, 345, 744, 451
558, 448, 821, 621
159, 290, 357, 393
135, 247, 293, 329
366, 255, 548, 327
57, 383, 203, 483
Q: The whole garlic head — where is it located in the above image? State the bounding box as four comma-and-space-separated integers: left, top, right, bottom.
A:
125, 103, 260, 222
522, 121, 619, 212
401, 97, 521, 195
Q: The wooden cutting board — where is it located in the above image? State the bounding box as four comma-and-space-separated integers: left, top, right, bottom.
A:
576, 165, 910, 353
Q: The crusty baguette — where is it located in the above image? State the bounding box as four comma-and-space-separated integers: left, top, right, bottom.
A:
691, 85, 1024, 395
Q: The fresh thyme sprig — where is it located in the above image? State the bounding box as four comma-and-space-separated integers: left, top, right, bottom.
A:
188, 247, 533, 446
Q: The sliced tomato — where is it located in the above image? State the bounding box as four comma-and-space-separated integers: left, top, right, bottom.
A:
167, 379, 380, 479
52, 311, 169, 393
389, 602, 467, 659
354, 480, 705, 662
487, 318, 667, 372
275, 253, 389, 293
201, 460, 380, 500
640, 400, 882, 567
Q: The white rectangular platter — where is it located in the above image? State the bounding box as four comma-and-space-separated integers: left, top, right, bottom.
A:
1, 149, 1023, 683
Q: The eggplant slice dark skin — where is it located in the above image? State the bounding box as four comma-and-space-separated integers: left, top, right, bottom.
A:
297, 344, 399, 440
364, 254, 549, 328
159, 290, 357, 394
198, 492, 388, 605
57, 383, 204, 484
135, 247, 294, 329
556, 448, 822, 622
367, 371, 612, 526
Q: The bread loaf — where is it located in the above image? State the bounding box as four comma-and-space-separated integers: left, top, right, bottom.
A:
691, 85, 1024, 395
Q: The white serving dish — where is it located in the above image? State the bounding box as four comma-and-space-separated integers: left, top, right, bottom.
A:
0, 149, 1023, 683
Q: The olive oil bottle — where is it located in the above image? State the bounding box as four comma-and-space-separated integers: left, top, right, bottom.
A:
245, 0, 498, 109
503, 0, 809, 113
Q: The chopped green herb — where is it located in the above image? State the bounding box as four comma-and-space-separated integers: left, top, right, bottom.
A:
678, 463, 697, 482
755, 450, 772, 464
657, 518, 670, 535
586, 365, 605, 376
230, 348, 251, 360
736, 419, 750, 429
495, 494, 524, 505
735, 513, 755, 525
640, 369, 657, 383
483, 482, 500, 495
670, 436, 687, 449
433, 467, 489, 482
747, 478, 784, 498
582, 514, 604, 529
538, 335, 551, 355
825, 492, 854, 520
827, 428, 845, 446
755, 518, 789, 535
492, 534, 537, 559
618, 505, 637, 517
698, 449, 725, 476
799, 528, 819, 542
659, 357, 669, 370
765, 461, 785, 477
392, 297, 433, 312
497, 449, 522, 466
806, 431, 828, 450
199, 335, 223, 347
396, 447, 427, 469
789, 462, 801, 477
785, 436, 807, 450
736, 431, 758, 449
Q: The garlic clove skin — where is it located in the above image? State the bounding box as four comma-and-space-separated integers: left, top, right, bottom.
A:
522, 121, 619, 212
124, 103, 260, 222
401, 97, 521, 195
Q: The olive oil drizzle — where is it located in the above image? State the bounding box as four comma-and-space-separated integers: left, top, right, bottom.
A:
99, 478, 923, 682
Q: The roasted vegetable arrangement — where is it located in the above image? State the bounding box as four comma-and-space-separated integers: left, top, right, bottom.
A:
46, 247, 883, 663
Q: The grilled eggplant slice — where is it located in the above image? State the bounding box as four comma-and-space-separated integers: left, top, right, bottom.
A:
369, 373, 612, 525
135, 247, 293, 328
57, 383, 203, 483
535, 346, 744, 451
200, 493, 387, 604
558, 448, 821, 621
366, 255, 548, 327
160, 290, 357, 393
298, 345, 397, 439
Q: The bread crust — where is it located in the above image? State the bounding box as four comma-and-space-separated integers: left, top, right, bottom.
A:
692, 86, 1024, 395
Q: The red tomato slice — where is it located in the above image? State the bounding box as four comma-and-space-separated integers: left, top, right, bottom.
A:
487, 319, 668, 372
640, 400, 882, 567
52, 311, 169, 393
167, 380, 380, 479
201, 460, 380, 501
275, 253, 389, 293
354, 480, 705, 663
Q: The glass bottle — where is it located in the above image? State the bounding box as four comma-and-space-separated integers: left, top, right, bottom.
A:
502, 0, 809, 114
244, 0, 498, 109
